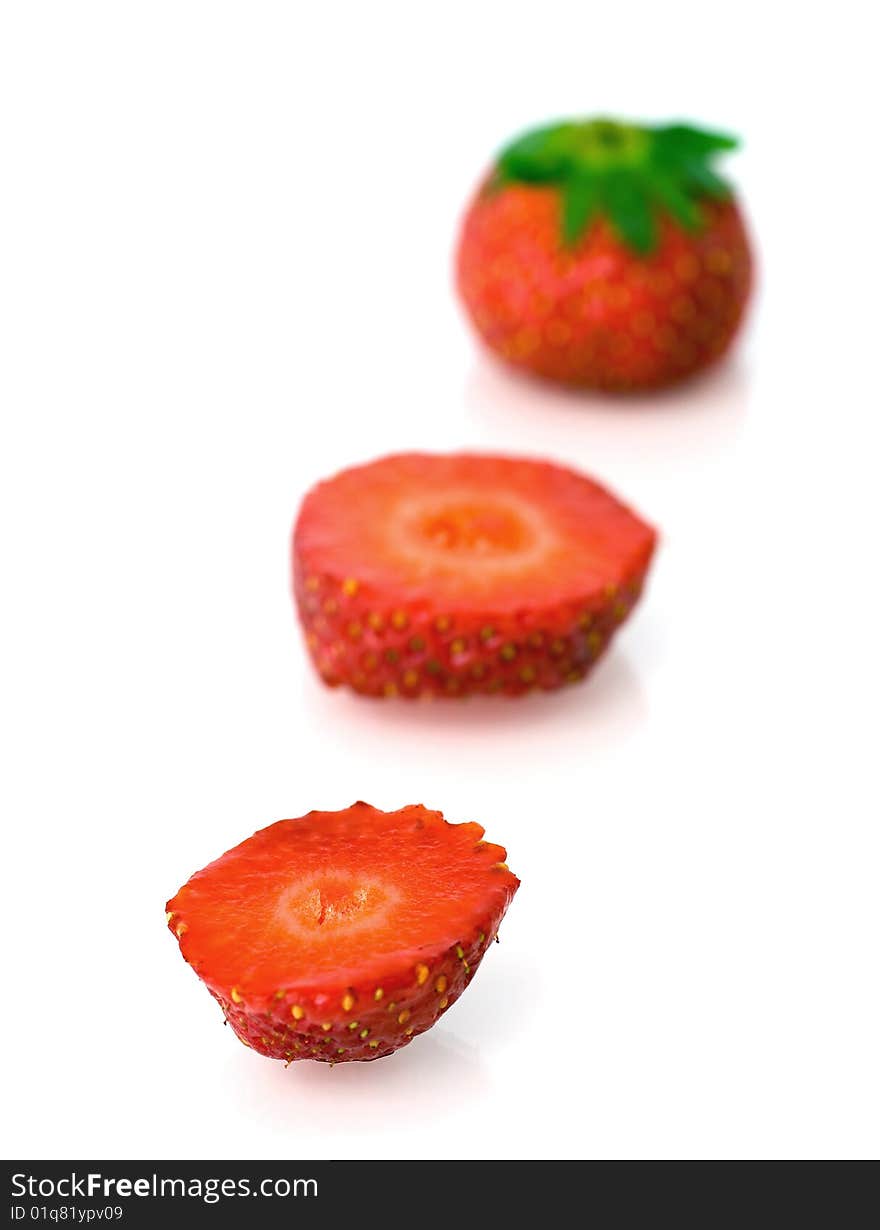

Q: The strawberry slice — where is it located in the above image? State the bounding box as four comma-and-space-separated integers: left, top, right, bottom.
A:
293, 452, 656, 697
166, 803, 519, 1064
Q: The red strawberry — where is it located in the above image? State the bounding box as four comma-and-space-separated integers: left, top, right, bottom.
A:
457, 118, 752, 390
293, 452, 656, 698
166, 803, 518, 1064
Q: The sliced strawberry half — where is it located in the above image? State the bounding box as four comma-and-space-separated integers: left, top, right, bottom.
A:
166, 803, 519, 1064
293, 452, 656, 697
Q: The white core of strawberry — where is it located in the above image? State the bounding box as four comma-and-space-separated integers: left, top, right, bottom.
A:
388, 488, 559, 579
274, 872, 400, 938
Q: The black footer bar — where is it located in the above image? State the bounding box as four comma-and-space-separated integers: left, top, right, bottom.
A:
3, 1159, 877, 1226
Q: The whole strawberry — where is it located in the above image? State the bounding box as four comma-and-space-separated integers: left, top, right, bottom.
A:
457, 118, 752, 391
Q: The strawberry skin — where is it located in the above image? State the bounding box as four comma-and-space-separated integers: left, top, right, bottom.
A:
167, 803, 519, 1064
293, 452, 657, 698
457, 118, 753, 391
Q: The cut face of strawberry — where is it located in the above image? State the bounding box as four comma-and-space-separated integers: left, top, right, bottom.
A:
167, 803, 519, 1063
293, 452, 657, 697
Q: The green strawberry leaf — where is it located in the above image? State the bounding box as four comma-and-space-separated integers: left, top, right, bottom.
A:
653, 123, 739, 158
680, 160, 732, 200
498, 123, 575, 183
561, 177, 599, 247
605, 173, 655, 254
650, 171, 701, 231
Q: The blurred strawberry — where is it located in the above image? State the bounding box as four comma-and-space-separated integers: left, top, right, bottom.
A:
457, 117, 752, 391
293, 452, 656, 698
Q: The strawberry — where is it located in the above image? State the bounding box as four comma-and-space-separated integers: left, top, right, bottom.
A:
293, 452, 656, 698
166, 803, 519, 1064
457, 118, 752, 390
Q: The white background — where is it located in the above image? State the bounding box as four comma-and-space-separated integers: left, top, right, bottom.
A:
2, 1, 878, 1161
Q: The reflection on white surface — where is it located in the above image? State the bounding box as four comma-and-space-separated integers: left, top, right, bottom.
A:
239, 1030, 492, 1130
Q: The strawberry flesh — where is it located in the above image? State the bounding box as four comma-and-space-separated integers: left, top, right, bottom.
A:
167, 803, 519, 1063
293, 452, 656, 697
